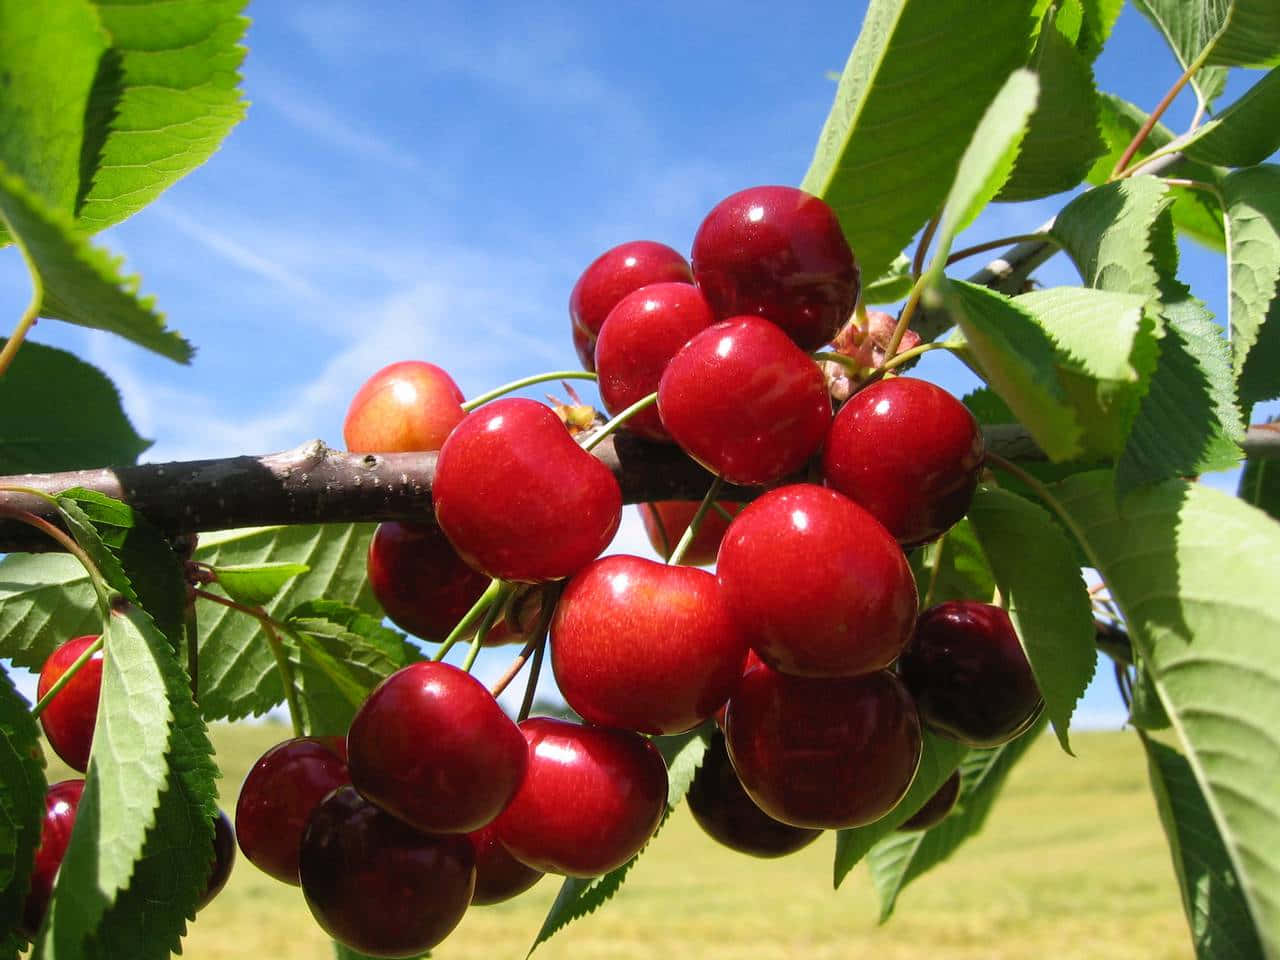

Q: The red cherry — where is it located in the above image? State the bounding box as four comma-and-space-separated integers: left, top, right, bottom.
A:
343, 360, 466, 453
713, 648, 764, 729
595, 282, 716, 441
550, 555, 748, 734
468, 821, 544, 905
20, 779, 85, 939
37, 635, 102, 772
823, 377, 984, 547
236, 736, 350, 885
725, 663, 922, 829
692, 185, 859, 351
366, 521, 490, 642
898, 601, 1043, 748
569, 241, 694, 371
717, 485, 916, 677
197, 810, 236, 911
657, 317, 831, 486
433, 398, 622, 582
898, 770, 962, 831
638, 500, 743, 566
347, 662, 527, 835
300, 786, 475, 957
687, 731, 821, 858
493, 717, 667, 877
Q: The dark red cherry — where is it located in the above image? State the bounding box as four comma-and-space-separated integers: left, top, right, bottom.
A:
717, 485, 916, 677
595, 282, 716, 441
898, 601, 1043, 748
569, 241, 694, 371
197, 810, 236, 911
899, 770, 962, 831
433, 398, 622, 582
343, 360, 466, 454
37, 635, 102, 772
366, 521, 490, 642
467, 821, 544, 905
687, 731, 821, 858
637, 500, 743, 566
692, 185, 859, 351
300, 786, 475, 957
823, 377, 984, 547
347, 661, 527, 835
20, 779, 85, 939
657, 317, 831, 486
493, 717, 667, 877
236, 736, 350, 885
550, 555, 748, 735
724, 663, 922, 829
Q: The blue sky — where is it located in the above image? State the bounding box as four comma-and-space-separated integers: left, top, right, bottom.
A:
2, 2, 1273, 727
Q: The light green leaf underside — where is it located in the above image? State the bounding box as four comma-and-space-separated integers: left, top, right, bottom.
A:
1203, 1, 1280, 68
1224, 165, 1280, 409
1052, 175, 1172, 299
213, 562, 310, 607
802, 0, 1041, 283
0, 553, 101, 671
1053, 471, 1280, 957
0, 668, 46, 952
1180, 66, 1280, 168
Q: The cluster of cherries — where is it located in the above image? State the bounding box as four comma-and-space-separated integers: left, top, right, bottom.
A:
24, 185, 1044, 958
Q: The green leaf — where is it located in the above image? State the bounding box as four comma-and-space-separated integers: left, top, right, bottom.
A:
1238, 449, 1280, 520
966, 487, 1095, 753
1053, 470, 1280, 955
193, 525, 379, 722
911, 517, 995, 609
1204, 1, 1280, 69
0, 667, 46, 950
1130, 659, 1173, 731
0, 553, 100, 671
1143, 736, 1266, 959
832, 731, 969, 887
213, 562, 310, 607
867, 718, 1046, 921
863, 254, 912, 304
1224, 166, 1280, 410
1076, 0, 1125, 60
1179, 66, 1280, 168
802, 0, 1041, 283
944, 280, 1083, 461
1129, 1, 1229, 105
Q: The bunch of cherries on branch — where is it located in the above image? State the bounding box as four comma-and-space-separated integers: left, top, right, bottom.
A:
30, 185, 1043, 958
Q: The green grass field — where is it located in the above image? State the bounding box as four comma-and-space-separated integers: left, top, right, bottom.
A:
44, 722, 1191, 959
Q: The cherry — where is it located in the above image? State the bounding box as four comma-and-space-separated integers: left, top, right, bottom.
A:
691, 185, 859, 351
569, 240, 694, 371
897, 601, 1043, 748
300, 786, 474, 957
236, 736, 350, 885
493, 717, 667, 877
716, 485, 916, 677
347, 661, 527, 835
657, 317, 831, 486
550, 554, 748, 735
433, 397, 622, 582
687, 731, 821, 858
724, 662, 922, 829
37, 635, 102, 772
343, 360, 466, 454
898, 770, 962, 831
366, 521, 490, 642
594, 282, 716, 441
468, 821, 544, 905
20, 779, 84, 939
638, 500, 743, 566
822, 377, 984, 547
198, 810, 237, 911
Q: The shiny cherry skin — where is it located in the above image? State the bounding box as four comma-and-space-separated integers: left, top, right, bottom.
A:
687, 731, 821, 858
550, 555, 748, 734
236, 736, 350, 885
343, 360, 466, 454
823, 377, 984, 548
467, 821, 544, 905
347, 661, 527, 835
433, 397, 622, 582
569, 241, 694, 371
198, 810, 237, 911
725, 663, 922, 829
493, 717, 668, 877
300, 786, 475, 958
37, 635, 102, 772
898, 770, 962, 831
898, 601, 1043, 748
638, 500, 743, 566
692, 185, 859, 351
658, 317, 831, 486
595, 282, 716, 441
366, 521, 490, 642
20, 779, 85, 939
717, 485, 916, 677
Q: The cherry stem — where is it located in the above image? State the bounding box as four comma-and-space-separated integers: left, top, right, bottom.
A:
0, 281, 41, 379
581, 392, 658, 452
666, 476, 724, 566
31, 633, 105, 718
912, 210, 942, 278
432, 578, 505, 662
710, 501, 736, 523
461, 371, 597, 412
1162, 177, 1222, 198
883, 280, 924, 362
489, 583, 560, 699
922, 530, 949, 610
517, 634, 546, 723
811, 351, 863, 374
461, 588, 509, 673
1111, 45, 1211, 180
945, 233, 1056, 268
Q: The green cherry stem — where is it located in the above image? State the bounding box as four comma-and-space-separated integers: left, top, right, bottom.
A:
0, 273, 41, 379
710, 501, 737, 523
516, 634, 547, 723
811, 351, 862, 374
666, 476, 724, 566
461, 371, 598, 412
580, 392, 659, 452
31, 634, 105, 718
883, 279, 925, 362
461, 587, 509, 673
432, 577, 506, 662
